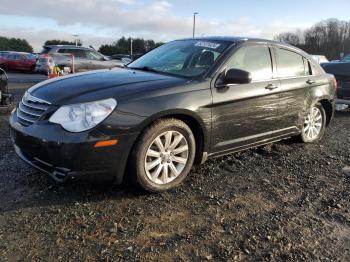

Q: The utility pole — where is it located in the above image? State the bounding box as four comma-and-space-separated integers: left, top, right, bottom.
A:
193, 12, 198, 38
130, 38, 133, 56
73, 35, 79, 46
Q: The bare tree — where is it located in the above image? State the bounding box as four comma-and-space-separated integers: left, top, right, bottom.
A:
274, 18, 350, 60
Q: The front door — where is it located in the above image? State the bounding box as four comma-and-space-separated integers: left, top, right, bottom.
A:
211, 43, 282, 154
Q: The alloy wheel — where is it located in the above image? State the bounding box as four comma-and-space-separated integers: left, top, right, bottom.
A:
303, 106, 323, 140
144, 130, 189, 185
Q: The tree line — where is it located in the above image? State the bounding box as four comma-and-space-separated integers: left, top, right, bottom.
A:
275, 18, 350, 60
0, 36, 33, 53
44, 39, 82, 46
98, 37, 164, 55
0, 36, 163, 55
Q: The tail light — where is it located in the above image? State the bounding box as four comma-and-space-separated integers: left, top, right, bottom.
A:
39, 54, 52, 60
333, 78, 338, 90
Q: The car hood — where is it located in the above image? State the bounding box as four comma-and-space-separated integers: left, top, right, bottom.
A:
28, 68, 188, 105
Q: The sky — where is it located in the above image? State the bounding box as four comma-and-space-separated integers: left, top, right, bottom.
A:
0, 0, 350, 52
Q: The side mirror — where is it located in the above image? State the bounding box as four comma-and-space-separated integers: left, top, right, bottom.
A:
223, 68, 252, 85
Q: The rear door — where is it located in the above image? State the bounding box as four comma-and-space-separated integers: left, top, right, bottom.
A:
59, 49, 89, 72
273, 47, 318, 128
18, 54, 29, 70
8, 54, 19, 70
211, 43, 282, 153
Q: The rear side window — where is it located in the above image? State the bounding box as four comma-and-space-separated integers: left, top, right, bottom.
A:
226, 45, 273, 81
25, 54, 35, 60
275, 48, 306, 78
59, 49, 86, 59
57, 49, 68, 54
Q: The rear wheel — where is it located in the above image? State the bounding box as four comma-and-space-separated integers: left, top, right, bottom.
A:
130, 119, 196, 192
300, 103, 326, 143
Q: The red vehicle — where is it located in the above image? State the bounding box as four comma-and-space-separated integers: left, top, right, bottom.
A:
0, 52, 37, 72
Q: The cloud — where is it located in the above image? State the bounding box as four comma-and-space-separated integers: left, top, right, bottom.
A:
0, 26, 115, 52
0, 0, 311, 51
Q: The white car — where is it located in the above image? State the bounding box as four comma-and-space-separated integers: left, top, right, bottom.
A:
311, 55, 329, 64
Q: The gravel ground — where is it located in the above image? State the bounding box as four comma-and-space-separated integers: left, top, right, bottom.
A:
0, 83, 349, 261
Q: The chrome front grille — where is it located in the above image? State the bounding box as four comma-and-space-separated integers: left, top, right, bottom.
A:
16, 92, 51, 126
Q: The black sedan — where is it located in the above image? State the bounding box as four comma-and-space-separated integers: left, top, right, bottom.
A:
321, 54, 350, 105
10, 37, 336, 192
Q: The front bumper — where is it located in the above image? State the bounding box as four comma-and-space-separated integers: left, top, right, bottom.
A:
10, 111, 139, 183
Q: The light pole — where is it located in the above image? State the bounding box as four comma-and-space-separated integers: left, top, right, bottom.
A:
130, 38, 133, 56
73, 34, 79, 46
193, 12, 198, 38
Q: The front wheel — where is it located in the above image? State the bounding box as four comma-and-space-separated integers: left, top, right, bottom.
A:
130, 119, 196, 192
300, 103, 326, 143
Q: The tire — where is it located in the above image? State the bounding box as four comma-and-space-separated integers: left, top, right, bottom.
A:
130, 118, 196, 192
0, 65, 7, 72
300, 102, 326, 143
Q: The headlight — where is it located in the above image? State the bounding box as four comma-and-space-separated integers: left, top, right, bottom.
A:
49, 98, 117, 132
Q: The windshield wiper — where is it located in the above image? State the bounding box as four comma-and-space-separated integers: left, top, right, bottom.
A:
128, 66, 160, 73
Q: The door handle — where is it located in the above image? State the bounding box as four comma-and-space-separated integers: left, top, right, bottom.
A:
265, 84, 278, 90
306, 79, 316, 85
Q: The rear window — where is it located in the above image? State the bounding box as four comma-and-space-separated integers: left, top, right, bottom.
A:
40, 47, 51, 54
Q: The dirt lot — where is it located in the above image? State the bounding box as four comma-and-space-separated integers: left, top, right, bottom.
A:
0, 83, 349, 261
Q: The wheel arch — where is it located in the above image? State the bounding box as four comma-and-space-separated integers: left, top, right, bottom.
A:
141, 109, 208, 165
318, 99, 334, 126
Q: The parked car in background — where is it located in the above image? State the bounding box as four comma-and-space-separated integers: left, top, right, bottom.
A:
110, 53, 144, 64
35, 45, 124, 74
0, 51, 11, 57
109, 54, 130, 61
10, 37, 336, 192
322, 54, 350, 105
311, 55, 329, 64
0, 52, 36, 72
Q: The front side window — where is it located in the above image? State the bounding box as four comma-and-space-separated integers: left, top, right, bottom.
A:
128, 40, 230, 78
86, 51, 104, 61
275, 48, 306, 78
226, 45, 273, 81
69, 49, 86, 59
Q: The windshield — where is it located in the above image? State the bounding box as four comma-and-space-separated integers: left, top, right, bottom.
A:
341, 54, 350, 62
128, 40, 231, 78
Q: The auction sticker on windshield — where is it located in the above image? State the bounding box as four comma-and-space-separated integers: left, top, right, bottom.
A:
195, 41, 221, 49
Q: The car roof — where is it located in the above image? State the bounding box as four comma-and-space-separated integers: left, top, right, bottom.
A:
178, 36, 279, 44
43, 45, 93, 50
178, 36, 299, 48
2, 51, 32, 55
177, 36, 309, 56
